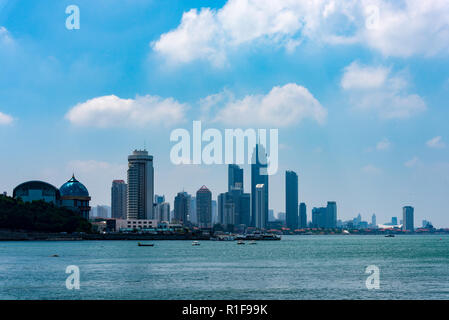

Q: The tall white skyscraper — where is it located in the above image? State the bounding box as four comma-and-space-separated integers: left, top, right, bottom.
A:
127, 150, 154, 220
111, 180, 127, 219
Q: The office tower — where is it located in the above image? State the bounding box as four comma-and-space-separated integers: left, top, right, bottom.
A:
239, 193, 251, 226
155, 202, 170, 222
251, 144, 269, 227
228, 164, 244, 192
127, 150, 154, 220
277, 212, 286, 222
111, 180, 127, 219
285, 170, 298, 230
268, 209, 275, 222
211, 200, 217, 224
403, 206, 414, 231
155, 194, 165, 204
174, 192, 190, 224
326, 201, 337, 228
299, 202, 307, 228
96, 205, 109, 218
190, 196, 197, 224
391, 217, 398, 225
371, 214, 377, 227
312, 207, 327, 228
254, 184, 266, 229
197, 186, 212, 228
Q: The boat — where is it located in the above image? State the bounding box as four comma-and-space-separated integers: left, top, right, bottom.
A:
249, 240, 257, 245
192, 241, 200, 246
237, 240, 245, 245
138, 242, 154, 246
385, 234, 395, 238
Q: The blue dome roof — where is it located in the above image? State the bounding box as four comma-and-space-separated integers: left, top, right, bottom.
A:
60, 175, 89, 197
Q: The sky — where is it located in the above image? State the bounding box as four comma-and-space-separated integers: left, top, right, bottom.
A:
1, 0, 449, 227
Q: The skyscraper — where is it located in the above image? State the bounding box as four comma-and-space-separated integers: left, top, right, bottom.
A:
155, 202, 170, 222
299, 202, 307, 228
326, 201, 337, 228
403, 206, 414, 231
285, 170, 298, 230
174, 192, 190, 224
251, 144, 268, 227
371, 214, 377, 227
197, 186, 212, 228
228, 164, 244, 192
127, 150, 154, 220
111, 180, 127, 219
254, 184, 266, 229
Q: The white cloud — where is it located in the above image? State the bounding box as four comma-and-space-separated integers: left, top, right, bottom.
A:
405, 156, 419, 168
209, 83, 327, 126
341, 62, 426, 119
426, 136, 445, 149
66, 94, 188, 128
376, 138, 390, 150
152, 0, 449, 66
362, 164, 382, 174
0, 111, 14, 125
0, 26, 13, 45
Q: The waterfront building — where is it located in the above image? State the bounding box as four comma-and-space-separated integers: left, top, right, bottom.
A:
96, 205, 109, 218
228, 164, 244, 192
111, 180, 127, 219
403, 206, 414, 231
285, 170, 298, 230
13, 181, 60, 205
190, 196, 197, 224
211, 200, 217, 224
251, 144, 269, 227
155, 202, 170, 222
127, 150, 154, 220
299, 202, 307, 228
277, 212, 286, 222
392, 217, 398, 225
371, 214, 377, 228
174, 192, 190, 224
268, 209, 275, 222
59, 175, 91, 220
254, 184, 266, 229
196, 186, 212, 228
326, 201, 337, 228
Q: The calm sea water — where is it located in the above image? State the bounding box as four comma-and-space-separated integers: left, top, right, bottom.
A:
1, 235, 449, 300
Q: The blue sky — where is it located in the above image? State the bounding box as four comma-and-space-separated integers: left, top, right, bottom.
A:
1, 0, 449, 226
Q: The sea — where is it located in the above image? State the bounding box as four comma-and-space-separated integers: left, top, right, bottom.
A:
1, 235, 448, 300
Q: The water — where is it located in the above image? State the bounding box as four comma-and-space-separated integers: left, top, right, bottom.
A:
1, 235, 449, 300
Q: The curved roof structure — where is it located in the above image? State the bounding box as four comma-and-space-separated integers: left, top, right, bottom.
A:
59, 175, 89, 197
13, 180, 60, 199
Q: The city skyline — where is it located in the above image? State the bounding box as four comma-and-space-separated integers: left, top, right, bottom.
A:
1, 1, 448, 227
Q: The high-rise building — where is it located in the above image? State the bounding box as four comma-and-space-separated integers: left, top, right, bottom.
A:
228, 164, 244, 192
197, 186, 212, 228
251, 144, 268, 227
239, 193, 251, 226
155, 202, 170, 222
96, 205, 109, 218
299, 202, 307, 228
254, 184, 266, 229
403, 206, 414, 231
190, 196, 197, 224
371, 214, 377, 227
391, 217, 398, 225
326, 201, 337, 228
174, 192, 190, 224
111, 180, 127, 219
155, 194, 165, 204
211, 200, 217, 224
285, 170, 298, 231
127, 150, 154, 220
268, 209, 275, 222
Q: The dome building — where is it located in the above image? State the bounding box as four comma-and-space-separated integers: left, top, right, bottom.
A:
59, 175, 91, 220
13, 181, 60, 204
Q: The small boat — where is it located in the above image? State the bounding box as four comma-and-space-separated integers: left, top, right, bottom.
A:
138, 242, 154, 247
237, 240, 245, 245
385, 234, 395, 238
192, 241, 200, 246
249, 240, 257, 245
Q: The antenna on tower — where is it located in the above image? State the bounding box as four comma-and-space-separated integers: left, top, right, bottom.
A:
144, 139, 146, 151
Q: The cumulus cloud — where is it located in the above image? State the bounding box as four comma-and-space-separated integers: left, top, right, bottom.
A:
341, 62, 426, 119
376, 138, 390, 150
405, 156, 419, 168
426, 136, 445, 149
65, 94, 188, 128
362, 164, 382, 174
0, 111, 14, 125
207, 83, 327, 127
0, 26, 13, 45
152, 0, 449, 66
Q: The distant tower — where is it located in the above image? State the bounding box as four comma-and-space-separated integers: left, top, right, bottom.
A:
371, 214, 377, 227
403, 206, 414, 231
196, 186, 212, 228
299, 203, 307, 228
251, 144, 269, 227
174, 192, 190, 224
127, 150, 154, 220
254, 184, 267, 229
285, 171, 298, 230
326, 201, 337, 228
228, 164, 244, 192
111, 180, 127, 219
